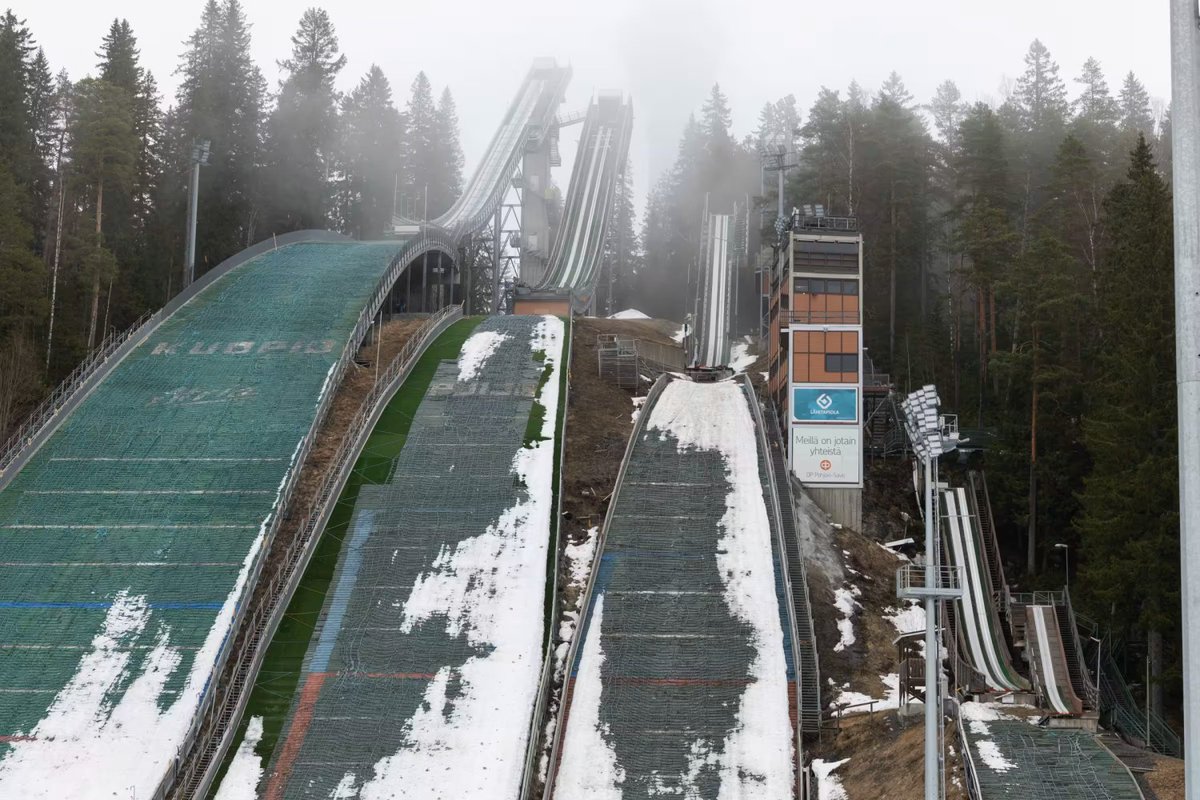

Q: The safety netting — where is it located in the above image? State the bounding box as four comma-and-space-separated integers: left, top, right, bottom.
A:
551, 376, 798, 799
259, 315, 564, 800
0, 240, 402, 798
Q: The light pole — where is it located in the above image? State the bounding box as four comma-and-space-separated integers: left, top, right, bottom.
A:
1169, 2, 1200, 791
184, 139, 211, 289
1089, 635, 1102, 688
758, 132, 799, 340
899, 385, 961, 800
1055, 543, 1070, 590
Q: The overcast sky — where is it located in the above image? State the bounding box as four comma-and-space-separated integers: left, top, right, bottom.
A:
16, 0, 1172, 212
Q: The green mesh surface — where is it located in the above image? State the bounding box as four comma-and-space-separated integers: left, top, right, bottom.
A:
964, 720, 1144, 799
0, 241, 400, 751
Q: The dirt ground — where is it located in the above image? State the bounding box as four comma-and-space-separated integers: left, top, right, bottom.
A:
1141, 754, 1183, 800
558, 316, 682, 553
811, 711, 970, 800
805, 452, 973, 799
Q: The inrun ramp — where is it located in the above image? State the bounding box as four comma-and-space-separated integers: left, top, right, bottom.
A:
693, 212, 734, 368
0, 240, 404, 798
1026, 605, 1083, 715
547, 375, 800, 799
396, 60, 570, 239
260, 316, 564, 799
943, 487, 1027, 692
530, 93, 634, 304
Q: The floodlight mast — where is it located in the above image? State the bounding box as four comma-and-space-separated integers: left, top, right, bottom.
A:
902, 385, 957, 800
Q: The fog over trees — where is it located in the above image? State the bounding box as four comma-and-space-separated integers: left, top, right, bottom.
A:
0, 8, 1182, 719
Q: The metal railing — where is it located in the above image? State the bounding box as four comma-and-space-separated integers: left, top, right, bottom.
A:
540, 374, 672, 799
778, 310, 861, 326
151, 233, 461, 799
0, 310, 153, 477
176, 302, 463, 800
955, 705, 985, 800
791, 213, 858, 232
1097, 649, 1183, 757
896, 564, 964, 598
0, 230, 356, 490
1009, 590, 1066, 608
745, 377, 807, 767
763, 400, 822, 734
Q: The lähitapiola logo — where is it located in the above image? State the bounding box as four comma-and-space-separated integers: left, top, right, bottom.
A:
816, 393, 834, 410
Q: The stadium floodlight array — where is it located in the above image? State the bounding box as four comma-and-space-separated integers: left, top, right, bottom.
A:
901, 385, 959, 459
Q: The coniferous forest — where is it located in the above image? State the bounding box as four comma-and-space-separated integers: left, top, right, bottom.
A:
630, 43, 1177, 717
0, 6, 1182, 719
0, 3, 466, 439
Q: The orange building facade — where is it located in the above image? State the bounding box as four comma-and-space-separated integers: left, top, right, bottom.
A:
768, 216, 864, 514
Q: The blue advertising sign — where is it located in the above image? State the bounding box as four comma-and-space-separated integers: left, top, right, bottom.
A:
793, 387, 859, 423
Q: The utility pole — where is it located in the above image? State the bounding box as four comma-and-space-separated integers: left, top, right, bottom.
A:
184, 140, 211, 289
1170, 2, 1200, 795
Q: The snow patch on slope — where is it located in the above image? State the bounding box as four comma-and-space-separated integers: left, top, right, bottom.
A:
729, 338, 758, 374
356, 316, 563, 800
457, 329, 510, 381
553, 596, 624, 798
833, 584, 863, 652
213, 716, 265, 800
0, 494, 270, 799
608, 308, 651, 320
813, 757, 850, 800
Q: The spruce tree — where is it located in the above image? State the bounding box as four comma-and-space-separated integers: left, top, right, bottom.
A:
337, 65, 403, 239
433, 87, 464, 215
1076, 136, 1177, 704
173, 0, 265, 270
96, 19, 162, 316
1118, 72, 1154, 138
263, 7, 345, 232
601, 160, 639, 314
403, 71, 439, 218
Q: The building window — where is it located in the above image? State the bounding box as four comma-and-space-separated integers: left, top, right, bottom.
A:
794, 278, 859, 296
825, 353, 858, 373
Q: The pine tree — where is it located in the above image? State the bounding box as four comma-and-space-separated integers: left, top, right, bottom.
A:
337, 65, 403, 239
859, 72, 934, 366
1005, 39, 1070, 243
1008, 39, 1070, 136
69, 77, 136, 348
263, 7, 345, 231
929, 80, 965, 150
433, 87, 464, 215
1072, 57, 1118, 126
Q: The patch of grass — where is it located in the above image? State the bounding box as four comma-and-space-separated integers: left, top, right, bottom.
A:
523, 354, 556, 448
541, 319, 570, 654
209, 317, 482, 792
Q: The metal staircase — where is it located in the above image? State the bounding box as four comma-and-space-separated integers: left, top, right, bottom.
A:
764, 404, 822, 733
1056, 594, 1099, 710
